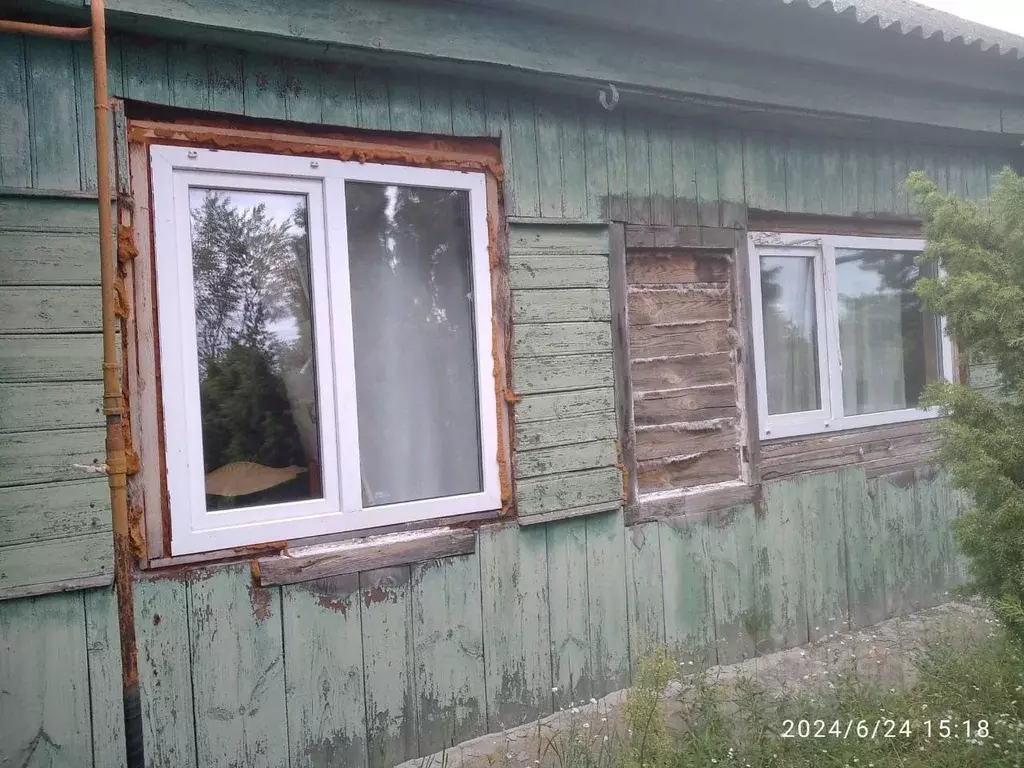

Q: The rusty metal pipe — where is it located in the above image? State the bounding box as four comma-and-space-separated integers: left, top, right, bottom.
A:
0, 19, 90, 39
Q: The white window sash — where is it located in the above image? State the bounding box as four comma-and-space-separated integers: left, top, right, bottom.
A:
747, 231, 953, 441
151, 146, 500, 555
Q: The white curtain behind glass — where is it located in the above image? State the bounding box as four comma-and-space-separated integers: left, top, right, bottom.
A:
346, 182, 483, 507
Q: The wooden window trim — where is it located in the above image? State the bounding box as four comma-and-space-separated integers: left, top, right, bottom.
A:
122, 118, 511, 567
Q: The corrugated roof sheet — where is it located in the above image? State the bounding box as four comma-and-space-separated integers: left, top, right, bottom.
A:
766, 0, 1024, 59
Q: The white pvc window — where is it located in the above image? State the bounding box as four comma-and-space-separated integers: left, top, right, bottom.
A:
151, 146, 499, 554
748, 232, 953, 441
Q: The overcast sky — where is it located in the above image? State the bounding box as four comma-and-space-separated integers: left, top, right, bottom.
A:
912, 0, 1024, 36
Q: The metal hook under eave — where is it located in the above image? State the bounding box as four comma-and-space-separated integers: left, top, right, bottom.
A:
598, 83, 620, 111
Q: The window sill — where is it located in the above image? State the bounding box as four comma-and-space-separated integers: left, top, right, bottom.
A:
625, 481, 761, 526
255, 526, 477, 587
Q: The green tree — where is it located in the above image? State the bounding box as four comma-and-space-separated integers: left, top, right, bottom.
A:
908, 168, 1024, 635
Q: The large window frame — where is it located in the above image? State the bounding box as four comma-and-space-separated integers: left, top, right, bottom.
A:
747, 232, 954, 441
151, 145, 500, 555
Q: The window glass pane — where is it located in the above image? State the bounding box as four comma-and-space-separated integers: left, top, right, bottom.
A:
760, 256, 822, 415
346, 182, 483, 507
189, 188, 321, 510
836, 249, 942, 416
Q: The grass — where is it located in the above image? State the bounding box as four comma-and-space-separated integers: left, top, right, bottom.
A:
499, 621, 1024, 768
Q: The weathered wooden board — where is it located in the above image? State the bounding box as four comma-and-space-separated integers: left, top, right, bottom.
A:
0, 334, 103, 382
512, 288, 611, 323
633, 385, 737, 426
515, 387, 615, 424
535, 102, 564, 218
0, 590, 92, 766
586, 510, 630, 695
508, 224, 609, 255
509, 255, 608, 290
627, 287, 730, 325
0, 531, 113, 592
189, 565, 289, 768
513, 321, 612, 357
359, 566, 417, 768
281, 574, 368, 768
0, 231, 101, 285
515, 439, 618, 479
514, 411, 617, 451
626, 250, 730, 285
0, 286, 101, 333
479, 523, 552, 728
706, 504, 758, 663
625, 522, 664, 668
0, 36, 31, 189
800, 472, 848, 642
842, 468, 886, 630
756, 480, 809, 653
629, 321, 732, 359
637, 449, 739, 492
26, 37, 82, 191
84, 587, 128, 768
516, 466, 622, 516
634, 422, 737, 462
0, 478, 109, 546
659, 516, 715, 666
0, 382, 102, 432
546, 517, 593, 707
411, 554, 486, 754
513, 353, 615, 394
136, 575, 199, 768
0, 427, 106, 486
631, 352, 733, 392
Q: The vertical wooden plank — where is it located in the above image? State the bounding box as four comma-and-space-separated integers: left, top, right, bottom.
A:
743, 131, 786, 213
586, 510, 630, 696
190, 565, 288, 768
546, 517, 592, 708
717, 129, 746, 227
479, 524, 552, 729
0, 34, 31, 188
892, 144, 911, 216
0, 591, 92, 766
625, 114, 651, 224
450, 82, 487, 136
660, 518, 715, 666
285, 58, 322, 124
625, 522, 664, 672
756, 479, 809, 652
534, 100, 564, 218
508, 94, 540, 217
605, 112, 628, 221
915, 471, 946, 609
907, 145, 929, 217
208, 47, 244, 115
485, 89, 513, 214
873, 143, 896, 215
281, 575, 367, 768
672, 124, 700, 225
965, 150, 990, 204
840, 140, 858, 217
843, 468, 886, 630
360, 566, 416, 768
947, 151, 967, 200
387, 74, 422, 133
355, 69, 391, 131
787, 135, 824, 216
821, 138, 845, 216
168, 41, 211, 111
420, 80, 454, 135
877, 476, 919, 618
135, 576, 197, 768
855, 140, 876, 215
802, 472, 848, 642
121, 36, 170, 104
73, 41, 101, 193
707, 504, 758, 664
561, 110, 588, 220
243, 51, 288, 120
648, 122, 674, 226
26, 37, 81, 190
694, 128, 720, 227
583, 111, 609, 221
85, 588, 127, 768
412, 554, 486, 754
320, 63, 358, 128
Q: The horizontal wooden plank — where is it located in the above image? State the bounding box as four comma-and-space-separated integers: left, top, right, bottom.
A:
513, 288, 611, 323
629, 321, 732, 359
515, 411, 617, 451
0, 334, 103, 382
509, 255, 608, 290
0, 231, 100, 285
760, 421, 936, 461
626, 251, 730, 285
0, 197, 99, 232
0, 479, 110, 546
509, 224, 609, 255
0, 574, 113, 602
0, 427, 105, 487
631, 352, 733, 391
513, 322, 612, 357
517, 500, 621, 526
0, 382, 102, 432
516, 466, 622, 516
0, 287, 101, 333
514, 353, 614, 394
258, 528, 476, 586
633, 385, 737, 426
627, 482, 759, 526
636, 449, 739, 493
761, 430, 940, 481
627, 287, 730, 325
0, 531, 113, 594
634, 422, 737, 462
515, 439, 618, 479
515, 388, 615, 424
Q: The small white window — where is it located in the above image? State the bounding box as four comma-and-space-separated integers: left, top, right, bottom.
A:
748, 232, 953, 440
151, 146, 499, 554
